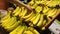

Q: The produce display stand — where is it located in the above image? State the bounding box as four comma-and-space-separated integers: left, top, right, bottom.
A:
0, 0, 60, 34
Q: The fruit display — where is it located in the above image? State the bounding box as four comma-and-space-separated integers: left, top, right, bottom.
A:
0, 0, 60, 34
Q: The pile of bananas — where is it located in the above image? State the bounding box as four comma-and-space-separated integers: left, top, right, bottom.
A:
1, 0, 60, 34
1, 11, 39, 34
9, 26, 39, 34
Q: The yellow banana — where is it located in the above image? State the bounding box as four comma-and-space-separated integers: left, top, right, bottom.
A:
23, 30, 33, 34
17, 26, 26, 34
52, 9, 60, 18
1, 15, 10, 23
30, 13, 38, 22
2, 17, 15, 27
38, 1, 47, 5
28, 27, 40, 34
25, 13, 35, 22
46, 1, 59, 7
27, 0, 34, 6
35, 6, 42, 13
43, 19, 47, 26
35, 1, 40, 4
37, 14, 44, 27
5, 17, 17, 27
5, 21, 21, 31
33, 13, 40, 25
21, 9, 27, 18
23, 12, 34, 19
49, 9, 57, 17
19, 7, 24, 17
13, 7, 21, 16
13, 6, 20, 13
1, 17, 11, 27
43, 6, 50, 14
32, 3, 38, 9
47, 17, 51, 22
9, 25, 22, 34
47, 8, 55, 17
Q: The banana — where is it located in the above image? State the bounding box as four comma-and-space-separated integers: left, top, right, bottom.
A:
37, 14, 44, 27
28, 27, 40, 34
47, 17, 51, 22
1, 17, 15, 27
23, 12, 34, 19
5, 17, 17, 27
35, 1, 40, 4
52, 9, 60, 18
1, 16, 11, 27
27, 0, 34, 6
43, 6, 50, 14
17, 26, 27, 34
47, 8, 55, 17
1, 15, 10, 23
46, 1, 59, 7
19, 7, 24, 17
49, 9, 57, 18
32, 3, 38, 9
38, 1, 47, 5
33, 13, 40, 25
5, 20, 21, 31
9, 25, 22, 34
23, 30, 33, 34
13, 7, 21, 16
13, 6, 20, 13
21, 9, 27, 18
25, 13, 35, 22
43, 19, 47, 26
35, 6, 42, 13
30, 13, 38, 23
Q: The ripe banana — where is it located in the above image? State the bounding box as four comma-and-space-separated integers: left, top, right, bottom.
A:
23, 12, 34, 19
47, 8, 55, 17
35, 6, 42, 13
2, 17, 15, 27
4, 20, 21, 31
46, 1, 59, 7
28, 27, 40, 34
49, 9, 57, 18
13, 7, 21, 16
1, 16, 11, 27
19, 7, 25, 17
25, 13, 35, 22
9, 25, 22, 34
43, 19, 47, 26
43, 6, 50, 14
17, 26, 27, 34
5, 17, 17, 27
21, 9, 27, 18
27, 0, 34, 6
23, 30, 33, 34
13, 6, 20, 13
37, 14, 44, 27
32, 3, 38, 9
33, 13, 40, 25
30, 13, 39, 23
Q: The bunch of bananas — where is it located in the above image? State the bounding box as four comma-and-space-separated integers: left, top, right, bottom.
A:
9, 26, 39, 34
1, 11, 21, 31
11, 0, 60, 27
1, 0, 60, 34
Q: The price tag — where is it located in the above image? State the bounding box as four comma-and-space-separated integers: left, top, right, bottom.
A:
49, 20, 60, 34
